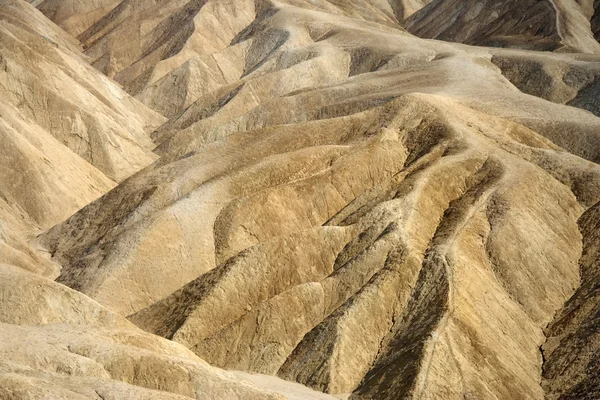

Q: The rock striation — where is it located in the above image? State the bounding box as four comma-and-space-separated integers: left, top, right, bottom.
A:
542, 203, 600, 400
0, 0, 163, 278
405, 0, 600, 53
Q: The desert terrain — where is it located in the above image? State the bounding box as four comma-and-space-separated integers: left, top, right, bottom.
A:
0, 0, 599, 398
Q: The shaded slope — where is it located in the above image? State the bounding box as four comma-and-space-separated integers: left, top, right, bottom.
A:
593, 0, 600, 40
78, 0, 257, 98
34, 0, 120, 36
387, 0, 431, 21
491, 52, 600, 118
405, 0, 600, 53
542, 203, 600, 400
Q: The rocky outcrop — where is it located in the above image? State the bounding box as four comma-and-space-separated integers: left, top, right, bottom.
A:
542, 203, 600, 400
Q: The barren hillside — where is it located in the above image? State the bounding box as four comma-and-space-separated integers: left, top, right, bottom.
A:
1, 0, 599, 399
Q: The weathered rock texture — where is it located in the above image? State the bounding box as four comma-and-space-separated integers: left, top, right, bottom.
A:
405, 0, 600, 53
0, 0, 163, 278
1, 0, 600, 399
542, 203, 600, 400
0, 263, 329, 400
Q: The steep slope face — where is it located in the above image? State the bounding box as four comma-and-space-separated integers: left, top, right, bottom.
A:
33, 0, 120, 36
0, 0, 164, 279
593, 0, 600, 39
542, 203, 600, 400
490, 51, 600, 117
78, 0, 258, 115
0, 108, 110, 278
405, 0, 600, 53
387, 0, 431, 21
0, 0, 164, 183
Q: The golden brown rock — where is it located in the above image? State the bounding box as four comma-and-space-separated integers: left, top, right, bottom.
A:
2, 0, 600, 399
